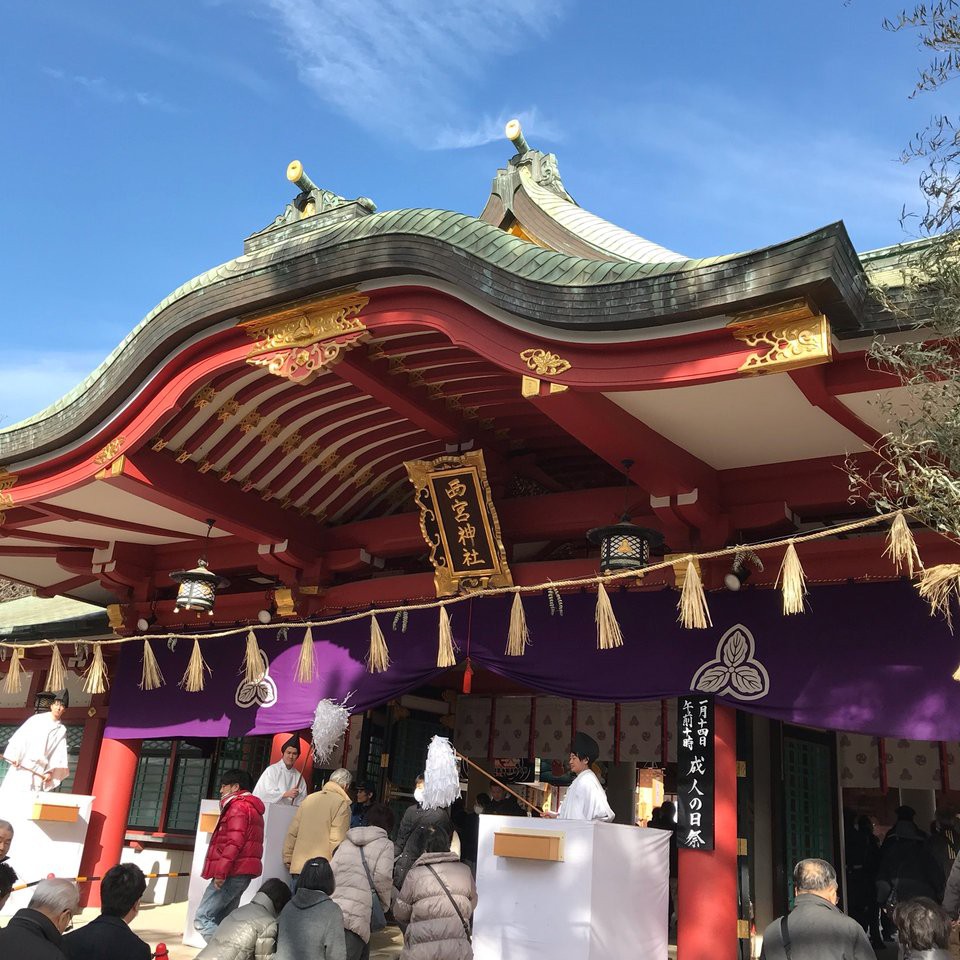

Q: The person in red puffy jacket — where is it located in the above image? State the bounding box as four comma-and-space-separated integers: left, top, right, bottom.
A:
194, 769, 265, 940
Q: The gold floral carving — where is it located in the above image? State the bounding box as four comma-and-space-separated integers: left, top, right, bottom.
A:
240, 291, 371, 384
151, 436, 168, 452
520, 347, 572, 377
217, 400, 240, 421
94, 436, 125, 466
260, 420, 282, 443
728, 299, 832, 375
0, 469, 16, 526
239, 410, 263, 433
281, 432, 303, 454
193, 385, 217, 408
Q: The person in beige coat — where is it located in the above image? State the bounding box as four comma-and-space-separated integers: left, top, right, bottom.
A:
331, 803, 395, 960
394, 827, 477, 960
284, 768, 353, 880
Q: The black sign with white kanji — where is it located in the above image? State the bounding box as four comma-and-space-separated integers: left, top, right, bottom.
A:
676, 695, 715, 850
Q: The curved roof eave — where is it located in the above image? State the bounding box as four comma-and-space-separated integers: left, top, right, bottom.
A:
0, 208, 868, 460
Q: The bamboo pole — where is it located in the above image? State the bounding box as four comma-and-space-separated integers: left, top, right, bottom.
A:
454, 750, 542, 815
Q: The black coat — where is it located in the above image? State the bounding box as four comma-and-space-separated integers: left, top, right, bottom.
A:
0, 908, 67, 960
393, 806, 453, 889
63, 914, 152, 960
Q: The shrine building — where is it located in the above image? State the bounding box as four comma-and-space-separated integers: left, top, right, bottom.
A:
0, 121, 957, 959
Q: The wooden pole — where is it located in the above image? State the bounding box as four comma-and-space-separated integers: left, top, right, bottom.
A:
455, 751, 541, 815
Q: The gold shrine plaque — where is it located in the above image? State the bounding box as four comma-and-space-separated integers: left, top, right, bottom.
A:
30, 803, 79, 823
405, 450, 513, 597
493, 829, 565, 862
199, 812, 220, 833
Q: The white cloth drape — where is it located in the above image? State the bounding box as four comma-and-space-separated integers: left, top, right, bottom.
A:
558, 769, 615, 822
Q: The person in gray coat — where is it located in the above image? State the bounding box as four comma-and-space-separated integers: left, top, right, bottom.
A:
331, 803, 396, 960
394, 827, 477, 960
760, 859, 876, 960
893, 897, 953, 959
275, 858, 346, 960
196, 878, 291, 960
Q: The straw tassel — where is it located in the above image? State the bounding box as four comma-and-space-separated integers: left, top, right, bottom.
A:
295, 627, 317, 684
777, 541, 808, 615
3, 646, 23, 694
505, 593, 531, 656
885, 511, 922, 578
46, 643, 67, 692
595, 581, 624, 650
139, 639, 165, 690
82, 643, 109, 694
918, 563, 960, 630
678, 559, 712, 629
243, 629, 266, 684
366, 615, 390, 674
437, 607, 456, 668
180, 639, 211, 692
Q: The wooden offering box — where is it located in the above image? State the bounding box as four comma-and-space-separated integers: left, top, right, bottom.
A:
493, 828, 565, 862
30, 802, 79, 823
199, 812, 220, 833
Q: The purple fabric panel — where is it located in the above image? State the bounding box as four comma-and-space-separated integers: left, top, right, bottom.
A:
104, 581, 960, 740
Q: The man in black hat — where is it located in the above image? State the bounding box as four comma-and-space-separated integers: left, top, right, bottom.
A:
0, 689, 69, 797
252, 734, 307, 806
545, 732, 614, 822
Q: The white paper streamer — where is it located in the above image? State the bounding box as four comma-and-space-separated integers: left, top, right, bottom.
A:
422, 735, 461, 810
311, 696, 351, 766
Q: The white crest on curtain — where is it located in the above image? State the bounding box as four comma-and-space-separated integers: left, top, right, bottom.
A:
690, 625, 769, 701
235, 651, 278, 709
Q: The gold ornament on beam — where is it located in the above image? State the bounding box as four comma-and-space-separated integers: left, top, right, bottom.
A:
727, 298, 832, 376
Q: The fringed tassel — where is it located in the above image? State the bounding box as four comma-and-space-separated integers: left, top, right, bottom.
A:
46, 643, 67, 692
437, 607, 456, 668
918, 563, 960, 630
777, 541, 808, 615
885, 511, 922, 578
3, 646, 23, 694
139, 639, 165, 690
678, 560, 712, 629
295, 627, 317, 684
505, 593, 531, 656
367, 615, 390, 674
243, 629, 266, 684
595, 581, 624, 650
82, 644, 109, 694
180, 639, 210, 692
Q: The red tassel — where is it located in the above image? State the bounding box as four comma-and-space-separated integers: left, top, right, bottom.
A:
463, 658, 474, 694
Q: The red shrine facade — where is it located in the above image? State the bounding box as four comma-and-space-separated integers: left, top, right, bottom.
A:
0, 123, 952, 957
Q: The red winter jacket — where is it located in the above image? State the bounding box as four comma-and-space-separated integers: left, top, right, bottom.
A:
202, 790, 265, 880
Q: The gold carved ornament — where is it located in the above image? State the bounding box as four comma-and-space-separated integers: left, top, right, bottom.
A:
0, 469, 16, 526
519, 348, 571, 398
94, 436, 125, 466
404, 449, 513, 598
239, 291, 371, 385
727, 298, 832, 375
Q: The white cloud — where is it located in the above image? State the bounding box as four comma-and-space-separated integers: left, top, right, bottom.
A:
432, 108, 563, 150
0, 351, 106, 430
249, 0, 567, 147
43, 67, 179, 112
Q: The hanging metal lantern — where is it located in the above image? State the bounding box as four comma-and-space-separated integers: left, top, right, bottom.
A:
170, 559, 229, 615
587, 517, 662, 572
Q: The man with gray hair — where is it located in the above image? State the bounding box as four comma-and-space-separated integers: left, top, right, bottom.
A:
760, 859, 876, 959
283, 767, 352, 885
0, 877, 79, 958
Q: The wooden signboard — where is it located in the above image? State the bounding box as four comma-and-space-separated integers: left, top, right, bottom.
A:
405, 450, 513, 597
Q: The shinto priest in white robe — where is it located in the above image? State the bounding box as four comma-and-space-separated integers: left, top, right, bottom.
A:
0, 692, 70, 796
558, 732, 615, 822
253, 735, 307, 806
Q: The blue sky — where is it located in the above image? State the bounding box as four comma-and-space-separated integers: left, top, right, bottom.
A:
0, 1, 942, 426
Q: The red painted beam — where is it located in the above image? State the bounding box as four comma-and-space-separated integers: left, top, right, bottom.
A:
789, 367, 883, 447
35, 503, 192, 541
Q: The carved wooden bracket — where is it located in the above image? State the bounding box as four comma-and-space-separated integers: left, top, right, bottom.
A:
727, 298, 831, 376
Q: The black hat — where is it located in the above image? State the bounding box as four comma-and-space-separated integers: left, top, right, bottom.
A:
895, 805, 917, 821
571, 732, 599, 764
356, 781, 374, 795
36, 689, 69, 711
281, 735, 301, 754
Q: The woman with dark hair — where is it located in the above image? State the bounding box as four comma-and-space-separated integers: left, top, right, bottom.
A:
893, 897, 952, 959
331, 802, 396, 960
394, 826, 477, 960
275, 858, 346, 960
196, 877, 292, 960
394, 774, 454, 891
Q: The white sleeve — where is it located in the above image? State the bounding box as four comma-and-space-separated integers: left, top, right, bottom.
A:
253, 764, 285, 804
44, 725, 70, 792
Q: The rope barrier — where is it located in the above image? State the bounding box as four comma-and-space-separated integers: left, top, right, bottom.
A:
0, 506, 924, 652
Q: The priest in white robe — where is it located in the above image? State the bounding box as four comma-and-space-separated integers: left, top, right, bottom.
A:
0, 690, 70, 796
548, 732, 615, 822
253, 735, 307, 806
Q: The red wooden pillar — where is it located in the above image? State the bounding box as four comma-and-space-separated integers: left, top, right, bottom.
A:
78, 738, 141, 907
677, 703, 738, 960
